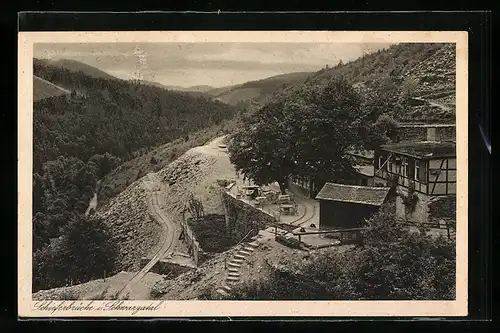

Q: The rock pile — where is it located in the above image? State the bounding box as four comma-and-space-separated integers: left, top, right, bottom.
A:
95, 181, 163, 272
157, 151, 221, 218
402, 44, 456, 123
150, 250, 233, 300
404, 44, 456, 99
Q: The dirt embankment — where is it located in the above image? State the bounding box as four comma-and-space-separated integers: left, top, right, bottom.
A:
33, 271, 164, 301
32, 136, 240, 300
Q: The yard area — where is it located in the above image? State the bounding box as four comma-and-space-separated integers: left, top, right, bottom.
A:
187, 214, 236, 253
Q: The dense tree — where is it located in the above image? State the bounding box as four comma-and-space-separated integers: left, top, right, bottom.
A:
228, 99, 298, 194
230, 204, 455, 300
228, 76, 376, 193
33, 215, 118, 291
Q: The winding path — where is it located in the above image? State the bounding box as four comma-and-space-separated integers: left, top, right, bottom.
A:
116, 173, 177, 299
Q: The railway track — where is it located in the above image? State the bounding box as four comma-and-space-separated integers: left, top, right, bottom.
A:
289, 196, 317, 227
116, 175, 176, 299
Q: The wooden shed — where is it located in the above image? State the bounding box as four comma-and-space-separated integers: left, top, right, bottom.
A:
315, 183, 391, 229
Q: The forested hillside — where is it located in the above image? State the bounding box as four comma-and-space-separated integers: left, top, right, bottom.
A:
32, 60, 238, 291
33, 75, 70, 101
34, 58, 117, 80
211, 71, 314, 106
305, 43, 456, 123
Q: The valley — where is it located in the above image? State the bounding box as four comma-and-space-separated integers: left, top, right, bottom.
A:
31, 42, 457, 301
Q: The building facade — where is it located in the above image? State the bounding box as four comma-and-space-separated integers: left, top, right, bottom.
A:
289, 123, 456, 228
373, 141, 456, 224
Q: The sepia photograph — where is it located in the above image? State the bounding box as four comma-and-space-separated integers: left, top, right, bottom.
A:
18, 31, 468, 317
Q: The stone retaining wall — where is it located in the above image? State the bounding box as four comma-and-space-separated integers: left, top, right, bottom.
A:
180, 216, 210, 266
221, 191, 276, 243
140, 258, 195, 278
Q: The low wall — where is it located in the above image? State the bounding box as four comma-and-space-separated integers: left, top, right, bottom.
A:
140, 258, 194, 278
428, 195, 456, 224
396, 126, 456, 143
180, 216, 209, 266
222, 191, 277, 243
396, 187, 456, 228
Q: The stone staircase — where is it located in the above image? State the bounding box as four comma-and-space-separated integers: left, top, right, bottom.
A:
215, 239, 261, 298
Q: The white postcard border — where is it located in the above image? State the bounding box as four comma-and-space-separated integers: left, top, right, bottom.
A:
18, 30, 468, 317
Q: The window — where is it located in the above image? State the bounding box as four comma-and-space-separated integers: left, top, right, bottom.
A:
401, 157, 408, 177
415, 160, 420, 181
361, 179, 368, 186
378, 156, 384, 168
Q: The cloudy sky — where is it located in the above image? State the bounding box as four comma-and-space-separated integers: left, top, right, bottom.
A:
34, 42, 393, 88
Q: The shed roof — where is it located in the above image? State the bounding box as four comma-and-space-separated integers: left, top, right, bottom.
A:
381, 141, 456, 159
315, 183, 391, 206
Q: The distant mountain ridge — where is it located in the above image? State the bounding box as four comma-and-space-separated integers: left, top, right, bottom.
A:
207, 71, 315, 106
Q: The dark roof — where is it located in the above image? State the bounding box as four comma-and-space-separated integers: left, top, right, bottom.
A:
315, 183, 391, 206
381, 141, 456, 159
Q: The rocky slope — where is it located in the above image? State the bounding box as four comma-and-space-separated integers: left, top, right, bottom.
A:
95, 181, 163, 272
305, 42, 456, 123
404, 43, 456, 98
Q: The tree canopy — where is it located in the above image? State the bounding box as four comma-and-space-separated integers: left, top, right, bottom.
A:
33, 215, 118, 291
228, 76, 396, 193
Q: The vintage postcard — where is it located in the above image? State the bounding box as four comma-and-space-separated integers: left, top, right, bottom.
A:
18, 31, 468, 317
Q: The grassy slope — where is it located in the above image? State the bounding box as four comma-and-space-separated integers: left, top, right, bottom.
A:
33, 75, 70, 101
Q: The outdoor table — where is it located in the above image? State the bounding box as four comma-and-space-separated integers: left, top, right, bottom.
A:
255, 196, 267, 207
278, 194, 291, 203
256, 196, 267, 203
280, 204, 295, 215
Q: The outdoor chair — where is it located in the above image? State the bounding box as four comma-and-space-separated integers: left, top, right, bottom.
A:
278, 194, 292, 204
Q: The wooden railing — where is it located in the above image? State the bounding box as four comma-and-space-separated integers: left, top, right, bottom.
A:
292, 227, 365, 245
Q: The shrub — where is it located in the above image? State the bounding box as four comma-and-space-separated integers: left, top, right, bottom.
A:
187, 194, 205, 220
231, 206, 456, 300
275, 235, 304, 250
